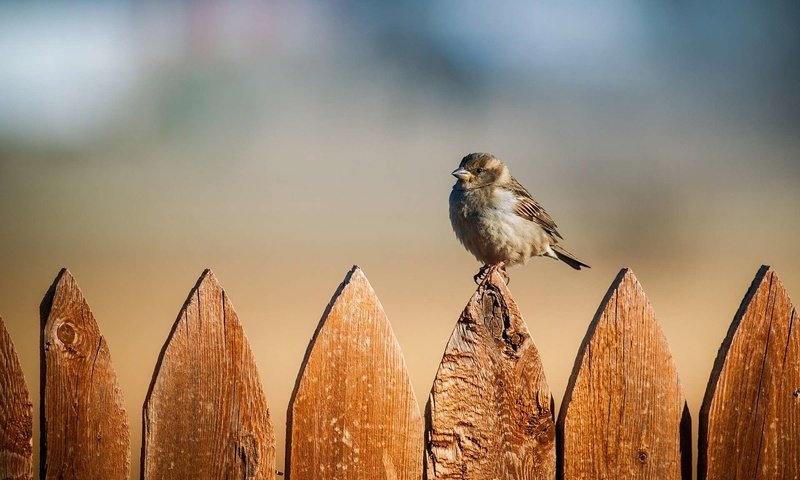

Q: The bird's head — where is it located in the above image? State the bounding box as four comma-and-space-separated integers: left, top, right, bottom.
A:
451, 152, 509, 189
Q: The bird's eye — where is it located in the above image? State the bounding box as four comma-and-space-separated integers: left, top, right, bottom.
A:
475, 168, 484, 174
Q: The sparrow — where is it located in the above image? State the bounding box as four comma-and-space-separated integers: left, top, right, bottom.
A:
449, 152, 589, 282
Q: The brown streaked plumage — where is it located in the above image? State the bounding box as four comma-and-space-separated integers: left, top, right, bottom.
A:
449, 152, 589, 279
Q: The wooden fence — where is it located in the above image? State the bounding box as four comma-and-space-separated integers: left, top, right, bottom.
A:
0, 264, 797, 479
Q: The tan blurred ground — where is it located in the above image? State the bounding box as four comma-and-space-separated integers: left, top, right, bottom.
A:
1, 126, 798, 478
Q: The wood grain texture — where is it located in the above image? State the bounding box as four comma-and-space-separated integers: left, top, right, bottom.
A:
287, 266, 423, 480
425, 269, 555, 480
143, 269, 275, 479
40, 269, 130, 479
699, 265, 799, 479
0, 315, 33, 480
557, 268, 690, 480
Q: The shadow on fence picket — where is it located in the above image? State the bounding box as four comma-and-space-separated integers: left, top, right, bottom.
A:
0, 264, 797, 479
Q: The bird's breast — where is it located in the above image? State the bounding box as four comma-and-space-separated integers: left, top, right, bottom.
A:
449, 186, 549, 265
450, 187, 495, 214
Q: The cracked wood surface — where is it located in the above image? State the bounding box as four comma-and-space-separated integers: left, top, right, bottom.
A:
40, 269, 130, 479
288, 266, 423, 480
0, 315, 33, 479
426, 270, 555, 480
557, 268, 690, 480
699, 266, 799, 479
143, 269, 275, 479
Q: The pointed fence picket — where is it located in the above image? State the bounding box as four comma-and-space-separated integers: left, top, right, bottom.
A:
0, 265, 797, 479
425, 269, 555, 479
39, 269, 131, 479
556, 269, 691, 479
0, 315, 33, 480
287, 266, 423, 480
143, 269, 276, 479
699, 266, 799, 479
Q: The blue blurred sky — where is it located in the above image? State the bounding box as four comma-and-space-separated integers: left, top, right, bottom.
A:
1, 1, 798, 146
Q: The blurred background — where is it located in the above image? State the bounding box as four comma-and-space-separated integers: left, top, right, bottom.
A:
1, 0, 798, 477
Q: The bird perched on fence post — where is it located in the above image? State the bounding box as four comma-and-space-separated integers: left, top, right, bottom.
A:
449, 152, 589, 283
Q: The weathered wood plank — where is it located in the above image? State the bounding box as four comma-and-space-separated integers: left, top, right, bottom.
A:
287, 266, 423, 480
425, 269, 555, 479
40, 269, 130, 479
0, 315, 33, 479
699, 265, 799, 479
557, 268, 690, 479
143, 269, 275, 479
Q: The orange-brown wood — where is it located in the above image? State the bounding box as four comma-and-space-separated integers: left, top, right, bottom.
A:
143, 269, 275, 479
557, 268, 690, 479
287, 266, 423, 480
40, 269, 130, 479
699, 265, 799, 479
0, 315, 33, 479
425, 270, 555, 479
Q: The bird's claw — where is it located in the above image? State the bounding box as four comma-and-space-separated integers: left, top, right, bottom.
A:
499, 267, 510, 285
473, 265, 491, 284
473, 263, 509, 285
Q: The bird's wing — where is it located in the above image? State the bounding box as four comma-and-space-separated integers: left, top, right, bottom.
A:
508, 177, 563, 240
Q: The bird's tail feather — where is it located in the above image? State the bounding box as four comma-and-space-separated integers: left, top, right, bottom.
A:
552, 244, 590, 270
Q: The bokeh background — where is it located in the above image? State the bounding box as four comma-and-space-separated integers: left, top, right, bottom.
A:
1, 1, 799, 478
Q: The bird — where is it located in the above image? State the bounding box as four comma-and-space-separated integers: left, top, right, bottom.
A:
449, 152, 589, 282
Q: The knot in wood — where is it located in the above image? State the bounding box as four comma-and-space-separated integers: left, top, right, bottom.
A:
637, 449, 649, 464
7, 417, 33, 455
793, 388, 800, 398
57, 322, 76, 345
524, 410, 554, 442
480, 286, 524, 354
236, 432, 260, 477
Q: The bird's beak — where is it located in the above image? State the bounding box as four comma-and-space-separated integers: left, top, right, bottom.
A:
451, 167, 472, 181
